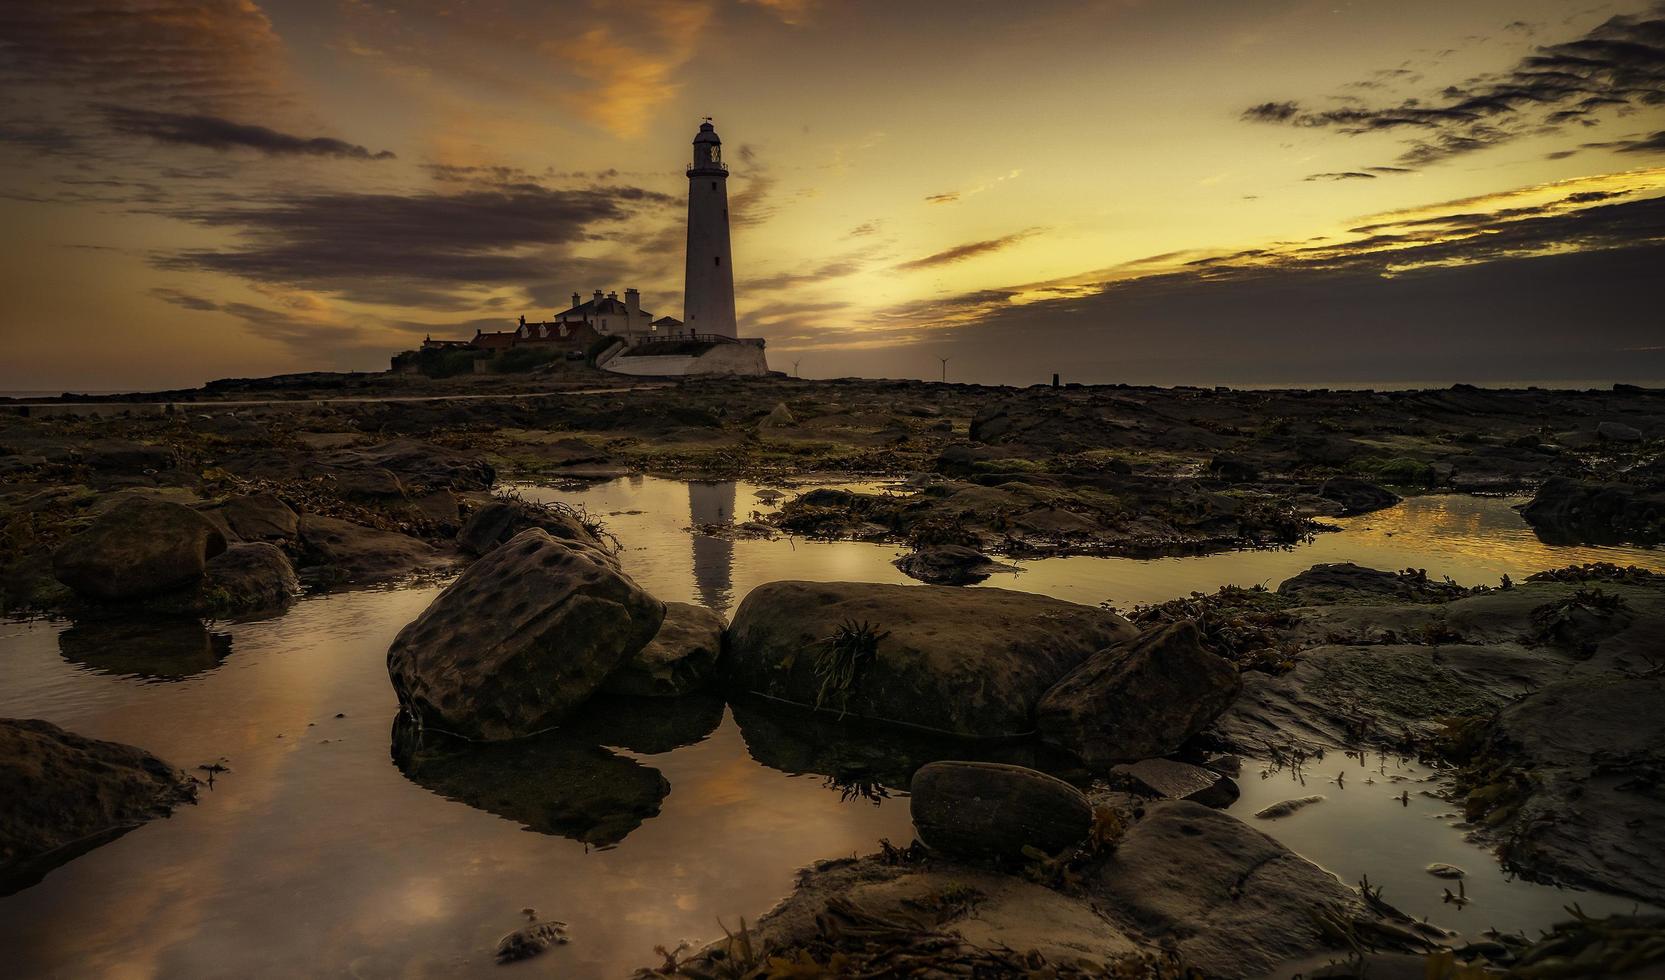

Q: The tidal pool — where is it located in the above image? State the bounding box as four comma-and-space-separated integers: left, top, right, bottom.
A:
1, 478, 1660, 977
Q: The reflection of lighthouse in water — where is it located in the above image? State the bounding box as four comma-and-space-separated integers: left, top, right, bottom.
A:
688, 481, 736, 612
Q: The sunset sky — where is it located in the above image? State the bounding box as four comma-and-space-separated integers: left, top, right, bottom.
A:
1, 0, 1662, 390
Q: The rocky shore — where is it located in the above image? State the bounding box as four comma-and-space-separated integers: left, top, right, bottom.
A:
3, 371, 1664, 975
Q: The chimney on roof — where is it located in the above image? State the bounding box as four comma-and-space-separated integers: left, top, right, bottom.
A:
594, 289, 604, 301
571, 292, 580, 308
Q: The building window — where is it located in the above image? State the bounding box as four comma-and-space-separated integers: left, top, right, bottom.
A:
714, 256, 721, 266
711, 181, 717, 190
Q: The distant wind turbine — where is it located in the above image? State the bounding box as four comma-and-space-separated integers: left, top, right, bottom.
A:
939, 357, 951, 383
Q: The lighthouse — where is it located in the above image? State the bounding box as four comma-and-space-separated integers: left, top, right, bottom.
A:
683, 119, 738, 339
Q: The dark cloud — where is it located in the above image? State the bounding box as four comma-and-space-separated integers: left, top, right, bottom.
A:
1241, 101, 1300, 122
0, 1, 287, 113
157, 184, 678, 307
1305, 171, 1378, 181
151, 287, 219, 311
1610, 129, 1665, 153
0, 122, 84, 156
1242, 6, 1665, 168
894, 229, 1042, 272
743, 254, 868, 291
846, 220, 881, 237
807, 197, 1665, 386
101, 106, 394, 160
923, 191, 961, 204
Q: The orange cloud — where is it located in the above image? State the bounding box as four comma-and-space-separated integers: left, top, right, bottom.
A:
546, 1, 715, 139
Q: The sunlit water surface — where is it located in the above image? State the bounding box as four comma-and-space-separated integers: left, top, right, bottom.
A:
2, 478, 1661, 978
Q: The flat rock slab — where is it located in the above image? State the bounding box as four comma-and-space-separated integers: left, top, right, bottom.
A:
1038, 620, 1240, 767
0, 718, 196, 894
724, 580, 1134, 738
297, 513, 446, 585
1213, 642, 1565, 752
387, 529, 663, 740
1469, 674, 1665, 905
1088, 801, 1364, 978
649, 856, 1142, 973
1111, 758, 1238, 808
207, 493, 298, 541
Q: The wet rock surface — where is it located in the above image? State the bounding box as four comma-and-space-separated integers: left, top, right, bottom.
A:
1213, 569, 1665, 752
891, 543, 1017, 585
600, 600, 724, 697
296, 513, 447, 585
204, 492, 298, 542
387, 529, 664, 740
1456, 674, 1665, 905
1086, 801, 1369, 978
52, 497, 227, 601
455, 497, 609, 559
1109, 758, 1239, 808
724, 580, 1136, 738
910, 761, 1092, 863
194, 542, 300, 614
647, 800, 1398, 978
1037, 620, 1240, 768
0, 718, 196, 894
1520, 475, 1665, 546
1318, 476, 1401, 515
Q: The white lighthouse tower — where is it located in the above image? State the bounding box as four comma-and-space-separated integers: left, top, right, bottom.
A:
683, 119, 738, 339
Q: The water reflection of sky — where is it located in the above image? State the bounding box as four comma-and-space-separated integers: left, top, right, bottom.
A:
0, 481, 1659, 976
521, 478, 1665, 612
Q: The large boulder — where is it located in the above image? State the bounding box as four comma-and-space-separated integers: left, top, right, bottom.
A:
296, 513, 444, 584
911, 761, 1092, 863
600, 601, 725, 697
456, 498, 609, 559
387, 529, 664, 740
1, 719, 196, 894
1037, 621, 1240, 767
724, 581, 1135, 738
1087, 801, 1364, 978
52, 497, 227, 601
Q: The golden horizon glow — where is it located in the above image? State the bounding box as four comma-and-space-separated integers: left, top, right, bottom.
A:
1, 0, 1662, 388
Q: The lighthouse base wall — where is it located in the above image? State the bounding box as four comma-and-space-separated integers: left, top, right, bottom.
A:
602, 342, 769, 378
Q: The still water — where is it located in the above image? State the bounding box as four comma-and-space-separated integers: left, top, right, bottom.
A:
2, 479, 1661, 977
